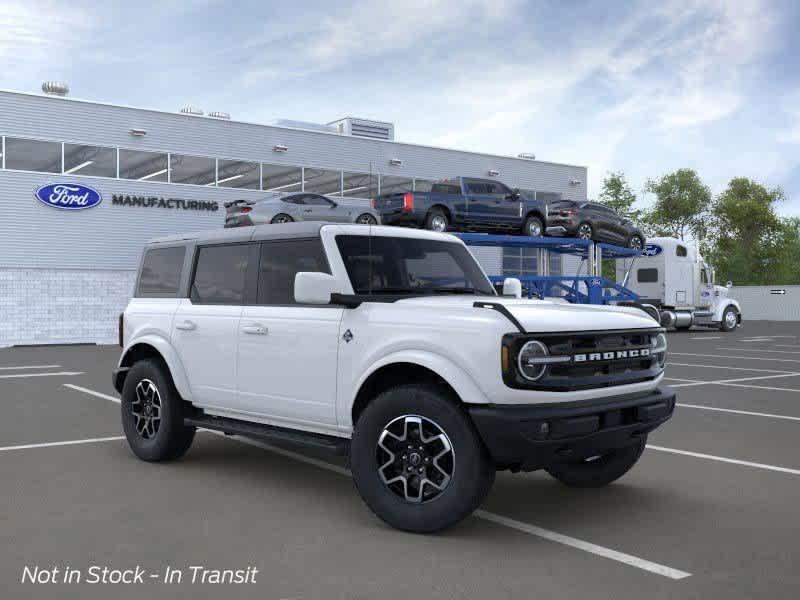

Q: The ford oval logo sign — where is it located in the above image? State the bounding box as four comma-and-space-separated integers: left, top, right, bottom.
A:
642, 244, 663, 257
35, 183, 103, 210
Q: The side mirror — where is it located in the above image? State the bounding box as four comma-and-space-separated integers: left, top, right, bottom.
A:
726, 281, 733, 289
502, 277, 523, 298
294, 272, 341, 304
329, 202, 338, 208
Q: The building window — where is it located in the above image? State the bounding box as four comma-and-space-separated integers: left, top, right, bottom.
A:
170, 154, 216, 186
503, 248, 538, 276
217, 159, 260, 189
4, 137, 61, 173
262, 163, 302, 193
342, 171, 378, 198
303, 167, 341, 195
119, 149, 168, 182
63, 143, 117, 177
379, 176, 413, 196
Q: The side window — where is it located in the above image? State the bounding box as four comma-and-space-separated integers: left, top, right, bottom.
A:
190, 244, 250, 305
701, 269, 708, 284
283, 195, 304, 205
302, 194, 333, 206
637, 268, 659, 283
137, 246, 186, 297
466, 181, 486, 194
676, 245, 688, 257
257, 239, 330, 305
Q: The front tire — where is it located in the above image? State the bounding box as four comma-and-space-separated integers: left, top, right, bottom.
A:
628, 235, 644, 250
545, 436, 646, 488
523, 215, 544, 237
350, 384, 494, 533
720, 306, 739, 332
270, 213, 294, 224
121, 359, 195, 462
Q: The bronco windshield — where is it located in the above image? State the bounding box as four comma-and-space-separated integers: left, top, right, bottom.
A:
335, 235, 496, 296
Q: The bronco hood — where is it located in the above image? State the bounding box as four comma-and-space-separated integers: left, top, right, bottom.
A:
396, 296, 659, 333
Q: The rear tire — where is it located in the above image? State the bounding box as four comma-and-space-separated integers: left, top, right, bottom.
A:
523, 215, 544, 237
576, 222, 593, 240
545, 436, 646, 488
270, 213, 294, 224
121, 359, 195, 462
424, 209, 449, 233
628, 235, 644, 250
350, 383, 494, 533
356, 213, 377, 225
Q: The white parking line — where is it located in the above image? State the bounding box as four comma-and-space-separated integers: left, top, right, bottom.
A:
677, 403, 800, 422
226, 433, 690, 580
671, 352, 800, 363
0, 364, 61, 370
718, 347, 800, 355
0, 436, 125, 453
0, 371, 84, 379
63, 384, 120, 403
689, 336, 721, 340
668, 362, 796, 374
668, 372, 800, 388
62, 384, 691, 580
647, 445, 800, 476
774, 344, 800, 349
718, 382, 800, 393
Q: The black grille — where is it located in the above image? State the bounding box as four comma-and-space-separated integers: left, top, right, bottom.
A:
503, 328, 664, 392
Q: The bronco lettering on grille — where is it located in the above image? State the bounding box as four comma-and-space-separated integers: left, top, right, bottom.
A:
573, 348, 650, 362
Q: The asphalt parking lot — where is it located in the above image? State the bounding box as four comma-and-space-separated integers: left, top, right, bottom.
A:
2, 321, 800, 599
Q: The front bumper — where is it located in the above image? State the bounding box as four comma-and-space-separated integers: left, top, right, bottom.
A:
468, 386, 675, 471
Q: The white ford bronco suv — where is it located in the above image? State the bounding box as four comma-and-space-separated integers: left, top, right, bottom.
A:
114, 223, 675, 532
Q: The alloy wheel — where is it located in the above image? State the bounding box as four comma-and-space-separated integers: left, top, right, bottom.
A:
629, 236, 643, 250
527, 220, 543, 236
131, 379, 162, 440
725, 309, 738, 329
430, 215, 447, 232
357, 214, 377, 225
577, 224, 592, 239
376, 415, 454, 503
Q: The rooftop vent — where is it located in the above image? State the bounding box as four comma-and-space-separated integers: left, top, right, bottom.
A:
42, 81, 69, 96
180, 106, 204, 116
518, 152, 536, 160
208, 111, 231, 120
329, 117, 395, 141
271, 119, 337, 134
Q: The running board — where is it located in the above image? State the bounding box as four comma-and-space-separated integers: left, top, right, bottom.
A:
185, 414, 350, 455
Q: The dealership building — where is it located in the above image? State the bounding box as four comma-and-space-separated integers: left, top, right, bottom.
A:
0, 85, 588, 346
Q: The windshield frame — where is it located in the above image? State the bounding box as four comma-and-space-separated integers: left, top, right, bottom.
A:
334, 234, 496, 297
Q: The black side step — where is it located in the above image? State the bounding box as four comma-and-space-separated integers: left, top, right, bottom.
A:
185, 414, 350, 455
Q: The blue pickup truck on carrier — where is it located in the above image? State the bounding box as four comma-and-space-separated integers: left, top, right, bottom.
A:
373, 177, 549, 236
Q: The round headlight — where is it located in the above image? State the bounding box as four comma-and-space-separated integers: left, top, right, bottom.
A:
651, 333, 667, 366
517, 340, 550, 381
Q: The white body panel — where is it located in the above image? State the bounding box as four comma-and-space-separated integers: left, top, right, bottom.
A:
121, 224, 665, 439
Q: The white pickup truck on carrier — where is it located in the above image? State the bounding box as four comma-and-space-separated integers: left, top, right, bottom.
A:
617, 236, 741, 332
114, 223, 675, 532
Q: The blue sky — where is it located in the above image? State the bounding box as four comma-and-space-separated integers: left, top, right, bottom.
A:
3, 0, 799, 213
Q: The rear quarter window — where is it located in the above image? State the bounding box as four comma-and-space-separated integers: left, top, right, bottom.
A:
137, 246, 186, 297
430, 184, 461, 195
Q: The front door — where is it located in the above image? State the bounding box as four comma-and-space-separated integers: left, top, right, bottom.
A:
484, 181, 521, 227
171, 243, 251, 408
235, 238, 343, 426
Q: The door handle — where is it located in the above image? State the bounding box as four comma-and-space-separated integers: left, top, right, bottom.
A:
175, 320, 196, 331
303, 209, 313, 213
241, 324, 268, 335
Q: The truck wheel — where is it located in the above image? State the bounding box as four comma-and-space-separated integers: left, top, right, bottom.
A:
576, 222, 593, 240
628, 235, 644, 250
545, 436, 646, 488
523, 215, 544, 237
350, 383, 495, 533
424, 209, 449, 233
720, 306, 739, 332
356, 213, 377, 225
121, 359, 196, 462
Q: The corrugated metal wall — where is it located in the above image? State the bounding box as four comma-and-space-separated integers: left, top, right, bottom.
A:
728, 286, 800, 321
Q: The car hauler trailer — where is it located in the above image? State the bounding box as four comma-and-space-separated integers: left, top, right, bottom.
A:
616, 237, 741, 332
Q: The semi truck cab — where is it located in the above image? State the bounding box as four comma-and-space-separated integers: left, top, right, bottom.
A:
619, 236, 741, 332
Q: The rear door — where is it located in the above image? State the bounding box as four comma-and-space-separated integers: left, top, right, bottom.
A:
171, 243, 251, 408
463, 179, 492, 226
235, 238, 343, 426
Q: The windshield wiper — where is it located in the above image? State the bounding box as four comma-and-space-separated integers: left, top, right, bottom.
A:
428, 287, 487, 295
